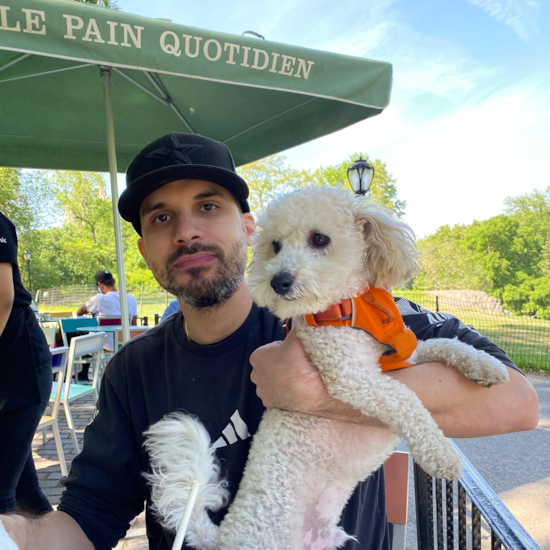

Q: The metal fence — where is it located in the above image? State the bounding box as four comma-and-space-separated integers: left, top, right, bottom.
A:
37, 286, 550, 371
400, 292, 550, 372
414, 441, 540, 549
36, 285, 173, 315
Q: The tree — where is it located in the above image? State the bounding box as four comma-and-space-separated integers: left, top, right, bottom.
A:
0, 168, 34, 232
74, 0, 118, 8
413, 225, 491, 291
18, 170, 156, 291
239, 153, 407, 217
238, 156, 309, 214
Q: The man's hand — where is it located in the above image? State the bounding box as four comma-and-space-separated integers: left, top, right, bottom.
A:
249, 329, 330, 414
249, 329, 371, 424
76, 304, 89, 316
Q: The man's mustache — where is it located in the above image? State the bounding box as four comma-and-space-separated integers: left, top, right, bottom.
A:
168, 243, 224, 266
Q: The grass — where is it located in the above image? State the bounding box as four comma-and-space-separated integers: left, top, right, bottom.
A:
398, 290, 550, 373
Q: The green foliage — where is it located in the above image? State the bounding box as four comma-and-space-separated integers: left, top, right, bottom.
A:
74, 0, 119, 8
499, 276, 550, 318
414, 225, 491, 291
414, 186, 550, 319
8, 170, 158, 292
0, 168, 33, 232
239, 153, 406, 218
238, 156, 309, 214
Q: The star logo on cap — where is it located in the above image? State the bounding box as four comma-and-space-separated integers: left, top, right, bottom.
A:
146, 135, 203, 166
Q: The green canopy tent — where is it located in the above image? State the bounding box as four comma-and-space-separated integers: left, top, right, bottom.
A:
0, 0, 392, 340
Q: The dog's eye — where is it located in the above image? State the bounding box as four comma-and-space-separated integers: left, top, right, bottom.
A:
310, 233, 331, 248
272, 241, 282, 254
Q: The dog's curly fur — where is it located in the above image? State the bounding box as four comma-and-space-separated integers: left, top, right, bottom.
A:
144, 187, 509, 550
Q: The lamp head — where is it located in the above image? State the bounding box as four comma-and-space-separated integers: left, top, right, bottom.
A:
347, 158, 375, 195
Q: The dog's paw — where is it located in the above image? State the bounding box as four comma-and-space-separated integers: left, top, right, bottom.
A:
465, 357, 510, 388
421, 452, 462, 481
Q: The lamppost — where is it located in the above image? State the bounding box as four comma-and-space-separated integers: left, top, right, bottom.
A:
23, 249, 32, 297
347, 158, 375, 195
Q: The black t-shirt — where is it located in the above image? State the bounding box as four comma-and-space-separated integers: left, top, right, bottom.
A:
0, 212, 51, 410
58, 300, 519, 550
0, 211, 31, 308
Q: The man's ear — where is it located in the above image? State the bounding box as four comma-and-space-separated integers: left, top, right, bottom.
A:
137, 238, 149, 266
242, 213, 256, 247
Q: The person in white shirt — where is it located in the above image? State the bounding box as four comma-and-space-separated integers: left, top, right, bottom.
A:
76, 270, 138, 356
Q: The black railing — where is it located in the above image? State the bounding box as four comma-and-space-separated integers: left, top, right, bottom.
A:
415, 441, 540, 549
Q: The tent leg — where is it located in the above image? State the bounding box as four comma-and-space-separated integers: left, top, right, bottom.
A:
101, 66, 130, 344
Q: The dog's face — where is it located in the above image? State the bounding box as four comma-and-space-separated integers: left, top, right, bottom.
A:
248, 187, 418, 320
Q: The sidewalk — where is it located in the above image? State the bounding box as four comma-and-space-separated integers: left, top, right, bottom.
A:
32, 393, 148, 550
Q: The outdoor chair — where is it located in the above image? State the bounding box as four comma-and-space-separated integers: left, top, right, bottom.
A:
97, 316, 139, 364
50, 332, 105, 454
114, 326, 149, 351
40, 325, 57, 349
47, 311, 72, 319
39, 346, 70, 476
384, 451, 410, 550
58, 317, 98, 347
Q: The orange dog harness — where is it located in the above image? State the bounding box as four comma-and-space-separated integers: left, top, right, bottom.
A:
302, 288, 417, 371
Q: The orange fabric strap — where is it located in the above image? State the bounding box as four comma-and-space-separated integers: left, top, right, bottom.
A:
301, 289, 417, 371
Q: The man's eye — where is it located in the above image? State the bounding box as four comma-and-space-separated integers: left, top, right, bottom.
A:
153, 213, 171, 223
310, 233, 331, 248
200, 203, 218, 212
273, 241, 282, 254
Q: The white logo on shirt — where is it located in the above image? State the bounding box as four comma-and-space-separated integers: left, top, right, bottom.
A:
0, 237, 7, 243
212, 410, 251, 449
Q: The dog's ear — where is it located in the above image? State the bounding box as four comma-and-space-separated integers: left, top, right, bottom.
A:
353, 199, 418, 289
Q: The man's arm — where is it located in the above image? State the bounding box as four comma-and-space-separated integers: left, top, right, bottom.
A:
249, 330, 539, 438
0, 263, 14, 338
1, 511, 93, 550
76, 304, 89, 316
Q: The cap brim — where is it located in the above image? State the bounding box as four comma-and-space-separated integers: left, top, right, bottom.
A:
118, 164, 250, 227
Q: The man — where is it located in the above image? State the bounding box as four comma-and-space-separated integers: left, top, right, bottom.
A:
160, 298, 179, 322
0, 133, 538, 550
75, 270, 138, 368
0, 212, 52, 518
77, 270, 138, 326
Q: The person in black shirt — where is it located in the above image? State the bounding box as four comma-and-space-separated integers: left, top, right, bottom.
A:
0, 211, 53, 516
0, 134, 538, 550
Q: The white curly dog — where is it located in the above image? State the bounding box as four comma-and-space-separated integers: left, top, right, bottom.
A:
144, 187, 509, 550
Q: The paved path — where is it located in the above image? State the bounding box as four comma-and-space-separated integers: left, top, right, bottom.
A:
33, 374, 549, 549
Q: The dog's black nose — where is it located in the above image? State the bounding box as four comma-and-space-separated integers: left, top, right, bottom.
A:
270, 272, 294, 295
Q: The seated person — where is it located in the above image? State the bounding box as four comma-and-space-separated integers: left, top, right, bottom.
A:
75, 270, 138, 378
161, 298, 179, 322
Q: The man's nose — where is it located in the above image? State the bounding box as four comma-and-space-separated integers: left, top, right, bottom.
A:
173, 213, 203, 245
270, 272, 294, 295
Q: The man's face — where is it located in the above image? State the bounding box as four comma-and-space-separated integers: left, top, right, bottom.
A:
137, 179, 255, 309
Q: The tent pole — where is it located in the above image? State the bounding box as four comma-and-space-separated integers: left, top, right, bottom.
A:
101, 66, 130, 343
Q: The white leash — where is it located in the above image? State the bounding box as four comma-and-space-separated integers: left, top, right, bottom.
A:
171, 481, 201, 550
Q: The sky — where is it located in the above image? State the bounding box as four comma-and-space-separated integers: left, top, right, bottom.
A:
115, 0, 550, 239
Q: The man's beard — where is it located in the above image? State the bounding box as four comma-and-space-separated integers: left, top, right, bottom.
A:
150, 236, 248, 310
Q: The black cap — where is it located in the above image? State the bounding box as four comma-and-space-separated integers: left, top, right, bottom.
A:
95, 270, 115, 285
118, 133, 250, 235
